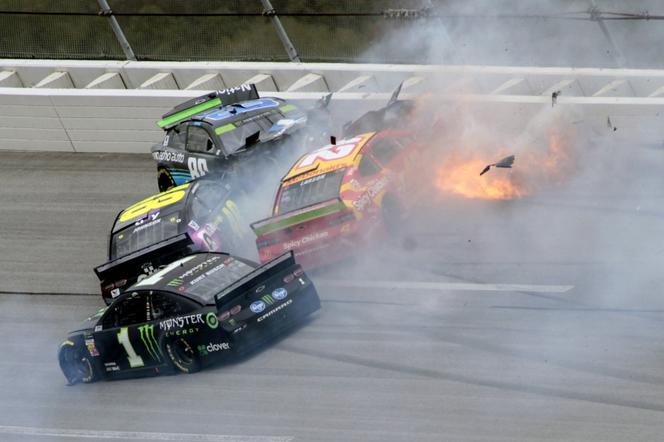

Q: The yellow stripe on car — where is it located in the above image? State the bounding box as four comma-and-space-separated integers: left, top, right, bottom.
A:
119, 183, 190, 223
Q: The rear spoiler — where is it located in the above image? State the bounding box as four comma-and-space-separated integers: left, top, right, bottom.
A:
157, 84, 259, 129
214, 251, 296, 310
94, 233, 194, 282
251, 198, 346, 237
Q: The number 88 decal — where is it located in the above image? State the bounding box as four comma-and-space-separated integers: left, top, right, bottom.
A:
119, 183, 190, 223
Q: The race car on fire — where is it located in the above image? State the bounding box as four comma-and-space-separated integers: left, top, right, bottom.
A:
153, 83, 323, 192
94, 178, 254, 305
251, 130, 425, 267
60, 251, 320, 385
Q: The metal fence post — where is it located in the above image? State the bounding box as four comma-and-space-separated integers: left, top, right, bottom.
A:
588, 1, 627, 68
260, 0, 301, 63
97, 0, 137, 61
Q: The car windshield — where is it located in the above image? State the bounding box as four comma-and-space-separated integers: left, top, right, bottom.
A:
278, 168, 346, 214
110, 214, 181, 259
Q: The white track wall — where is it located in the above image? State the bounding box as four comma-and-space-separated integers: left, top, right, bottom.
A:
0, 61, 663, 153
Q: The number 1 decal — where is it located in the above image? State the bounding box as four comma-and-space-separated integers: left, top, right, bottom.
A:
117, 327, 144, 368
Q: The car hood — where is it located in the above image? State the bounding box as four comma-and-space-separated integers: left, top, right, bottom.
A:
69, 307, 106, 334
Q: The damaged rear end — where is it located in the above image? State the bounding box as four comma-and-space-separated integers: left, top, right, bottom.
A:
94, 233, 195, 305
251, 198, 359, 268
214, 251, 320, 352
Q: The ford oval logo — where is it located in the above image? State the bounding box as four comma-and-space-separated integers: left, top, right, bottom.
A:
250, 300, 266, 313
272, 287, 288, 301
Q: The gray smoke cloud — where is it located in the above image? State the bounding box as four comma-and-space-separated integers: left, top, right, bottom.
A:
308, 0, 664, 324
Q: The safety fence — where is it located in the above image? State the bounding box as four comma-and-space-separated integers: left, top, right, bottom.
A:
1, 1, 664, 67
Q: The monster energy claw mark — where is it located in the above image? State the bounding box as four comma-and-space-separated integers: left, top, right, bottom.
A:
138, 324, 162, 362
261, 295, 275, 305
167, 278, 184, 287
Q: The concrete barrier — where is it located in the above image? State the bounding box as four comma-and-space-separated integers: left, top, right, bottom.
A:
0, 60, 663, 152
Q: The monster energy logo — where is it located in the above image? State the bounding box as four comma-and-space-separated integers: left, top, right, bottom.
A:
138, 324, 162, 362
261, 295, 275, 305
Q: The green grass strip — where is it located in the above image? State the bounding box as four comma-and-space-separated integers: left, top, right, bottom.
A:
157, 98, 222, 128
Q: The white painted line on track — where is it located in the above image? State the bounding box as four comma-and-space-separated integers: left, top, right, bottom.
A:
0, 425, 293, 441
317, 280, 574, 293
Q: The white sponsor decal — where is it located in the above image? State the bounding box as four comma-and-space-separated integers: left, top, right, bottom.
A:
282, 231, 329, 251
132, 218, 161, 234
159, 314, 203, 331
257, 299, 293, 323
133, 256, 197, 287
217, 84, 253, 95
104, 362, 119, 372
206, 342, 230, 353
296, 137, 362, 168
188, 157, 209, 179
189, 262, 228, 286
177, 256, 221, 280
153, 151, 185, 163
352, 175, 390, 212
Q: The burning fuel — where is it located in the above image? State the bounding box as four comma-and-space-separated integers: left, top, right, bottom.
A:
434, 130, 574, 201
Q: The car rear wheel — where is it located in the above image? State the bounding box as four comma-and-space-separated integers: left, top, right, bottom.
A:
157, 167, 176, 192
58, 342, 96, 385
165, 337, 201, 374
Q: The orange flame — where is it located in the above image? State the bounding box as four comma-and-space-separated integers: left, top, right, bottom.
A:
434, 131, 573, 200
436, 156, 525, 200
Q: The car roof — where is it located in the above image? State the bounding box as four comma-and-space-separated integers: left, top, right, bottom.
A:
169, 97, 296, 133
112, 182, 195, 235
281, 132, 376, 185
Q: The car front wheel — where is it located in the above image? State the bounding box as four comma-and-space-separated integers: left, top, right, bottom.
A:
157, 167, 176, 192
58, 341, 96, 385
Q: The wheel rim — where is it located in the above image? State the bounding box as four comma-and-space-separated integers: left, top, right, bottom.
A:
173, 339, 194, 365
62, 347, 92, 383
158, 168, 175, 192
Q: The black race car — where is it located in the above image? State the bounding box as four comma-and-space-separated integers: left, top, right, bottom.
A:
60, 251, 320, 385
153, 84, 327, 192
94, 178, 255, 305
341, 82, 414, 137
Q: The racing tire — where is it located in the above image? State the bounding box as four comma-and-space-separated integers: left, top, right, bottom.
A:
157, 167, 176, 193
58, 342, 96, 385
165, 337, 201, 374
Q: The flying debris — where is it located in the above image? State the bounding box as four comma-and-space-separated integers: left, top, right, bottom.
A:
479, 155, 515, 176
551, 90, 561, 107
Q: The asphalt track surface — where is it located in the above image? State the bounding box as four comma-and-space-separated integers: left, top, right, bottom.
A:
1, 149, 664, 441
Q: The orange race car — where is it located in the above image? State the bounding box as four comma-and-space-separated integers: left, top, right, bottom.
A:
250, 131, 425, 268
